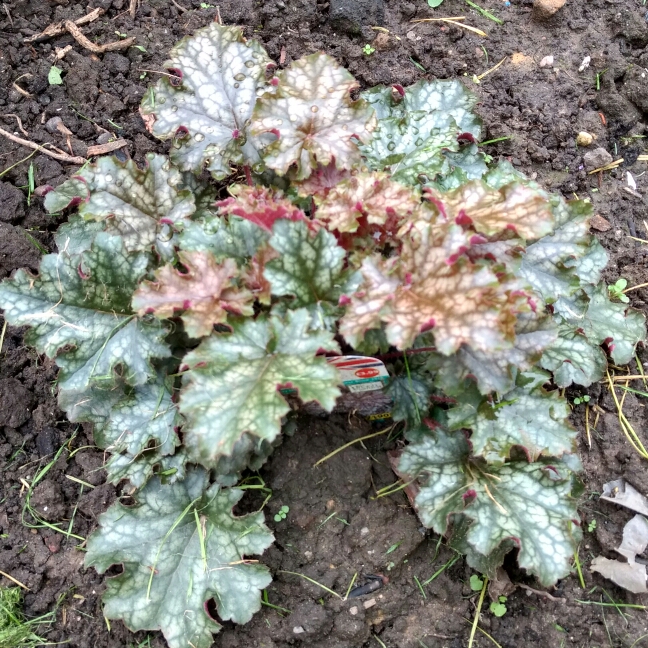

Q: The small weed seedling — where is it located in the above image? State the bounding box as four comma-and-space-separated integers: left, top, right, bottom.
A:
573, 395, 590, 406
1, 23, 645, 648
469, 574, 484, 591
588, 519, 597, 533
608, 278, 630, 303
490, 596, 507, 617
362, 44, 376, 55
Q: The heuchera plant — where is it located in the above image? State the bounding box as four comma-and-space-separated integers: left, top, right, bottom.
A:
1, 24, 645, 648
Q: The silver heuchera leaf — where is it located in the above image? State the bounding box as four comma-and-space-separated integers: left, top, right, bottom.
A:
85, 467, 273, 648
265, 220, 357, 330
179, 308, 341, 466
251, 53, 377, 180
540, 323, 608, 388
44, 154, 195, 255
398, 428, 581, 586
360, 80, 483, 186
0, 233, 169, 393
554, 284, 646, 365
59, 376, 182, 487
140, 25, 273, 178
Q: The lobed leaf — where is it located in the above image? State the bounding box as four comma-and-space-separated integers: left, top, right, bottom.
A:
216, 184, 306, 232
179, 308, 341, 465
44, 154, 195, 255
340, 222, 529, 353
315, 172, 420, 237
0, 233, 169, 393
386, 374, 431, 428
463, 387, 577, 463
85, 468, 273, 648
540, 323, 608, 388
264, 220, 356, 329
140, 25, 273, 178
250, 53, 376, 179
424, 181, 555, 240
133, 251, 255, 338
554, 284, 646, 365
399, 428, 581, 586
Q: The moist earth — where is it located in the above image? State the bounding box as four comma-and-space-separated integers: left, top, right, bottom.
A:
1, 0, 648, 646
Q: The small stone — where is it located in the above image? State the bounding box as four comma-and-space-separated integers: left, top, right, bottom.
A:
583, 147, 613, 171
329, 0, 384, 35
363, 598, 377, 609
96, 132, 113, 145
539, 55, 554, 68
293, 626, 305, 634
360, 526, 370, 536
532, 0, 566, 21
590, 214, 612, 232
45, 116, 63, 133
349, 606, 359, 615
576, 131, 594, 147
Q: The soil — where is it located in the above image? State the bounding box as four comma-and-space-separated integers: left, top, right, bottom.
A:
1, 0, 648, 646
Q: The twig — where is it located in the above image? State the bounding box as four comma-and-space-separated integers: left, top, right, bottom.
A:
0, 569, 30, 590
3, 3, 13, 26
518, 583, 559, 601
129, 0, 139, 18
0, 113, 28, 136
12, 82, 31, 98
0, 126, 86, 165
65, 20, 136, 53
170, 0, 188, 11
411, 16, 487, 37
216, 5, 223, 25
588, 158, 624, 175
24, 7, 104, 43
313, 426, 392, 467
86, 138, 129, 157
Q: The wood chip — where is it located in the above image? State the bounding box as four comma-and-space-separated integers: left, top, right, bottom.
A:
86, 138, 129, 157
24, 7, 104, 43
363, 598, 377, 609
54, 45, 73, 60
590, 214, 611, 232
65, 21, 136, 53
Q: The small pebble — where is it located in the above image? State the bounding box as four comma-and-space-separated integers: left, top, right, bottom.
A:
583, 147, 613, 171
293, 626, 305, 634
576, 131, 594, 147
45, 116, 63, 133
363, 598, 377, 609
539, 55, 554, 68
590, 214, 611, 232
349, 606, 358, 616
360, 527, 370, 536
532, 0, 566, 20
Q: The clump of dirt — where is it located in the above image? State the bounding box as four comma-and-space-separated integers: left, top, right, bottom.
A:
2, 0, 648, 646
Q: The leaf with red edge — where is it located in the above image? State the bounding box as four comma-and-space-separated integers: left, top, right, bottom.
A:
216, 184, 306, 232
241, 244, 278, 305
424, 181, 555, 240
132, 251, 254, 338
339, 221, 530, 353
251, 53, 376, 180
294, 161, 353, 198
315, 172, 420, 237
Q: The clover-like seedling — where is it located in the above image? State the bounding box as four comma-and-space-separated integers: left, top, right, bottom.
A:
274, 505, 290, 522
608, 278, 630, 303
469, 574, 484, 591
573, 395, 591, 406
362, 44, 376, 55
490, 596, 507, 617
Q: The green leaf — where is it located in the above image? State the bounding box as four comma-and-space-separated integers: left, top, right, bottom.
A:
54, 215, 105, 255
398, 428, 582, 586
386, 374, 431, 427
58, 375, 182, 487
540, 323, 608, 388
48, 65, 63, 85
0, 233, 169, 393
428, 0, 444, 6
555, 284, 646, 365
179, 308, 341, 465
179, 215, 268, 262
251, 53, 376, 179
140, 25, 273, 178
469, 574, 484, 591
85, 468, 273, 648
44, 154, 195, 255
465, 386, 577, 463
265, 220, 356, 330
360, 80, 481, 186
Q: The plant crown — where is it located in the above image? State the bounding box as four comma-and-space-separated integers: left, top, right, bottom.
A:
0, 24, 645, 648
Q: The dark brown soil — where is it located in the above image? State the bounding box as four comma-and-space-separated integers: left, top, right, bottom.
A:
2, 0, 648, 646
